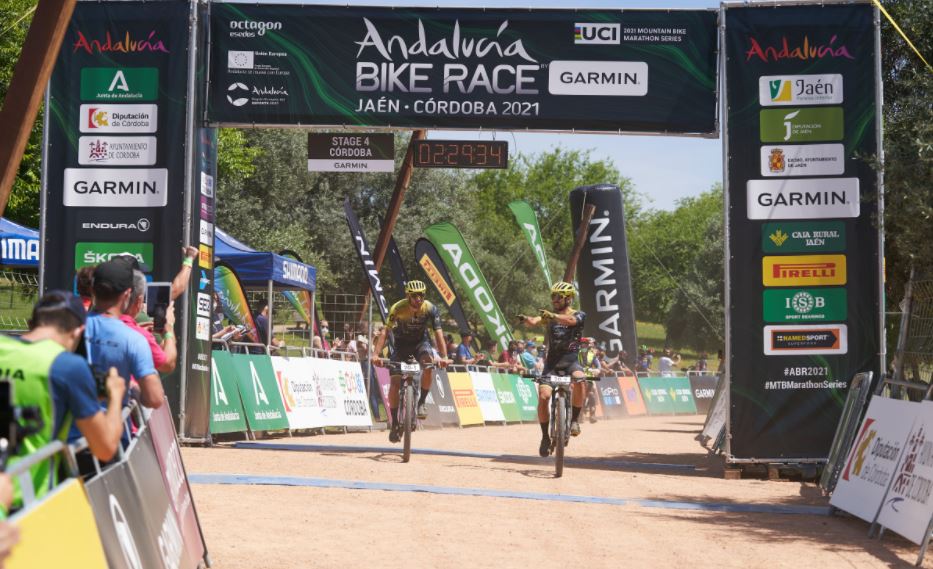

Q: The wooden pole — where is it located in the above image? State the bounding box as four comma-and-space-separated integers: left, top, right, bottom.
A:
563, 204, 596, 283
356, 129, 426, 324
0, 0, 77, 218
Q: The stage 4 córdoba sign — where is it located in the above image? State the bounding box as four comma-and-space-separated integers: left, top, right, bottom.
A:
307, 133, 394, 172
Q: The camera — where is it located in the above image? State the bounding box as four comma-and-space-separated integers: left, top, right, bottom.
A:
0, 380, 44, 471
90, 366, 109, 398
145, 283, 171, 334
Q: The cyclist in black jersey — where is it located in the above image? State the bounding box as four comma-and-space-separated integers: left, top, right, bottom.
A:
518, 281, 588, 457
371, 280, 449, 443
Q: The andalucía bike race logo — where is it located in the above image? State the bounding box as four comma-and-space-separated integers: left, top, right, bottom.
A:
745, 35, 854, 63
73, 30, 169, 54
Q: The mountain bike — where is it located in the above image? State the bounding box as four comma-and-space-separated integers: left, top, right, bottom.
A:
385, 359, 433, 463
538, 372, 598, 478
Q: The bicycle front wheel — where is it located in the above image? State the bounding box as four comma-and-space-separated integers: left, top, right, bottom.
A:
553, 392, 566, 478
402, 382, 415, 463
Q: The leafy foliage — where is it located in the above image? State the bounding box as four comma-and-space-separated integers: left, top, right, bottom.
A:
0, 0, 41, 226
879, 0, 933, 292
628, 185, 724, 350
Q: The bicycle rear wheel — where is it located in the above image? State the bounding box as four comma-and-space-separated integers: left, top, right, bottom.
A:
402, 382, 415, 463
553, 392, 566, 478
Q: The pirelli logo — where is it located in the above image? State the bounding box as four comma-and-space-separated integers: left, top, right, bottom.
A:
453, 389, 478, 408
762, 254, 846, 287
419, 253, 456, 306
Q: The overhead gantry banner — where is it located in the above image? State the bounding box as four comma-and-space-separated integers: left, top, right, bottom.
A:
207, 4, 719, 135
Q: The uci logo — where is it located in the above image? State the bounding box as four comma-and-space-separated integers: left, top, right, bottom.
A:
574, 23, 620, 45
227, 82, 249, 106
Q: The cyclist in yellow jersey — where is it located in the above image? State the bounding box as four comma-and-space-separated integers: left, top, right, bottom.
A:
372, 280, 449, 442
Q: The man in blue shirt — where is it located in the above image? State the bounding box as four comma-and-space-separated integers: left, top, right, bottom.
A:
455, 331, 477, 365
83, 259, 163, 411
520, 341, 538, 375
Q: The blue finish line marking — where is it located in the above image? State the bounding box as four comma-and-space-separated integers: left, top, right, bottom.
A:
233, 441, 696, 472
188, 473, 832, 516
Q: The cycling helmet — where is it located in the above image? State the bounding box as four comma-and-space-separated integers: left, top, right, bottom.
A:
550, 281, 576, 298
405, 280, 427, 294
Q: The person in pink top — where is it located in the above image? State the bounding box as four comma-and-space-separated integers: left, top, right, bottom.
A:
119, 267, 177, 373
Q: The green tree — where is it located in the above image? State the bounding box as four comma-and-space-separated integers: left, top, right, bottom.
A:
468, 148, 637, 328
0, 0, 41, 227
879, 0, 933, 293
628, 184, 723, 350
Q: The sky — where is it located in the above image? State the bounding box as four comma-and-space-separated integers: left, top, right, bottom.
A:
242, 0, 725, 209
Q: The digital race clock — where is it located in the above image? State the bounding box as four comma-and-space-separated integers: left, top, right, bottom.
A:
412, 140, 508, 169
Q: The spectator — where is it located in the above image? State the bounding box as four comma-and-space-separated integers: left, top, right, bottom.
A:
0, 291, 125, 507
659, 349, 676, 376
444, 333, 456, 357
717, 349, 725, 373
121, 270, 177, 373
75, 266, 95, 311
696, 352, 709, 373
170, 246, 200, 300
355, 335, 370, 362
83, 259, 163, 409
498, 339, 516, 369
455, 331, 477, 365
254, 304, 284, 350
520, 341, 538, 375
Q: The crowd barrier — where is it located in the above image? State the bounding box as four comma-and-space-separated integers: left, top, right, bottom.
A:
828, 377, 933, 565
7, 402, 209, 569
210, 344, 374, 437
208, 356, 717, 439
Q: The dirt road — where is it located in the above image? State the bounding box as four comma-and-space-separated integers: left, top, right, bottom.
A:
182, 416, 926, 568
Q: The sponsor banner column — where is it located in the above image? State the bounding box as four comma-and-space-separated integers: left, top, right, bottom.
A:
569, 185, 639, 367
724, 4, 881, 459
43, 0, 195, 421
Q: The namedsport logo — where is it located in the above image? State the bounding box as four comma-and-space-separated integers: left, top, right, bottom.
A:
227, 83, 249, 106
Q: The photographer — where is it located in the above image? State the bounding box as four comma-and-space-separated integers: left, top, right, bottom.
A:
0, 291, 125, 508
